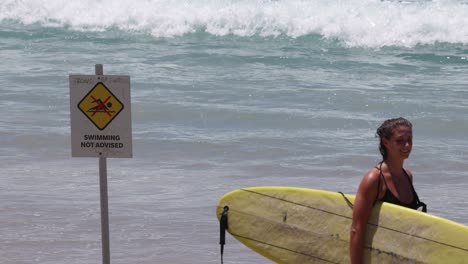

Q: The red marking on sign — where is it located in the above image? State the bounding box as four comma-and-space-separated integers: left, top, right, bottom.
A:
90, 95, 112, 117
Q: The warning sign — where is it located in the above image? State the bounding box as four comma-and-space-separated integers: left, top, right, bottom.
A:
69, 75, 132, 158
78, 82, 124, 130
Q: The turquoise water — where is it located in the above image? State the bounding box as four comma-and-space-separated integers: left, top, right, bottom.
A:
1, 0, 468, 263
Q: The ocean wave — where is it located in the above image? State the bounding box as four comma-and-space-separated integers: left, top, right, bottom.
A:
1, 0, 468, 47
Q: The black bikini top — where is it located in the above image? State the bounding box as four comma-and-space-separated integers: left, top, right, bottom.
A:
375, 163, 427, 212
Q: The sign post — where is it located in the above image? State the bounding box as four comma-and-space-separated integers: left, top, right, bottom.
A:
69, 65, 132, 264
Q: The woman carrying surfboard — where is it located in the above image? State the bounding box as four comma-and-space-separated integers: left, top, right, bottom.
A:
350, 117, 426, 264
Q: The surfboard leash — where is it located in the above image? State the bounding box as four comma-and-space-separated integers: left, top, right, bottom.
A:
219, 206, 229, 264
338, 192, 354, 209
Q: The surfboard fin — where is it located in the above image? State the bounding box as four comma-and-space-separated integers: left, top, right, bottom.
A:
219, 206, 229, 264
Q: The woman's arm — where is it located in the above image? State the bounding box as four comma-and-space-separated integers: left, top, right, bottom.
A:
350, 169, 379, 264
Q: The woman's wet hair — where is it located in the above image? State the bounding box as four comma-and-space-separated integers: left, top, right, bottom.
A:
376, 117, 412, 160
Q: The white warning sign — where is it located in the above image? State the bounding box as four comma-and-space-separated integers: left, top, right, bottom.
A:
70, 75, 132, 158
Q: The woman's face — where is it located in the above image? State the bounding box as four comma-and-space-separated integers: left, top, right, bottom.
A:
383, 125, 413, 160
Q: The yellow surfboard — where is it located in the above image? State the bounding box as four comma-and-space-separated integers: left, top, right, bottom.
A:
216, 186, 468, 263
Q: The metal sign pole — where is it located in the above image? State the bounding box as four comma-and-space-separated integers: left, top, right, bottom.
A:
95, 64, 110, 264
71, 64, 131, 264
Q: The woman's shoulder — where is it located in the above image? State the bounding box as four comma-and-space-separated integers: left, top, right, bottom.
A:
367, 163, 382, 178
355, 166, 381, 205
360, 165, 381, 188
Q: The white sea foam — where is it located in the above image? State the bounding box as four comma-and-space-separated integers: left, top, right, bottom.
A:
1, 0, 468, 47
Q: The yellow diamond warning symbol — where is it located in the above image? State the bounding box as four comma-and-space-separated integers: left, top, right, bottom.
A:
78, 82, 124, 130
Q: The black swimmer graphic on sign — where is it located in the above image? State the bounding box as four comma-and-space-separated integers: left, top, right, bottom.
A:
78, 82, 124, 130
